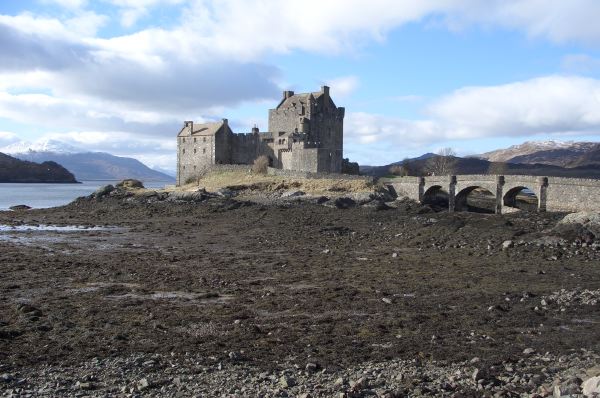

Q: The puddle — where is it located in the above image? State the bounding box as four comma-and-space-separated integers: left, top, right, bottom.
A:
0, 225, 126, 250
67, 282, 141, 294
106, 291, 233, 303
0, 224, 118, 232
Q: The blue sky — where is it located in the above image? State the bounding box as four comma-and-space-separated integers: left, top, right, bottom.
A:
1, 1, 600, 172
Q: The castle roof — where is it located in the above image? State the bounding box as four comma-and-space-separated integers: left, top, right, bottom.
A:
177, 120, 228, 137
277, 91, 322, 110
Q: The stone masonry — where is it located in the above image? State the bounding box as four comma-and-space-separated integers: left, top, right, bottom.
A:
389, 174, 600, 213
177, 86, 345, 185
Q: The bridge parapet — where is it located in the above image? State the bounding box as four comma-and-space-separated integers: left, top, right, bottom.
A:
386, 174, 600, 213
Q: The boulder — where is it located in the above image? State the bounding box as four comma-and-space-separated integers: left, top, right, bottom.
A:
557, 212, 600, 239
167, 189, 214, 202
372, 185, 397, 202
351, 192, 374, 205
362, 200, 393, 211
116, 179, 144, 189
333, 197, 356, 209
94, 184, 114, 198
9, 205, 31, 211
216, 188, 237, 198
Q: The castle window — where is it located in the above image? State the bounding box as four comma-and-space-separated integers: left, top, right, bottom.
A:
194, 138, 197, 143
183, 166, 186, 170
182, 138, 186, 143
203, 148, 206, 154
182, 148, 185, 154
194, 148, 197, 154
203, 137, 207, 143
194, 165, 196, 170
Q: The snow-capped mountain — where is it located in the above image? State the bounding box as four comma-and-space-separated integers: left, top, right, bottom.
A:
479, 140, 600, 167
0, 139, 174, 182
1, 139, 84, 155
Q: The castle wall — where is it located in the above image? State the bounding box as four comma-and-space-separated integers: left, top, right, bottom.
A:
230, 133, 275, 166
215, 129, 230, 164
269, 109, 302, 135
280, 149, 293, 170
177, 128, 230, 185
177, 132, 217, 185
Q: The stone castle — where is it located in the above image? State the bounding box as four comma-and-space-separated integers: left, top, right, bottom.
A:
177, 86, 345, 185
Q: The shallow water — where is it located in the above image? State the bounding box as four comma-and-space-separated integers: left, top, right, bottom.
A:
0, 224, 115, 232
0, 180, 170, 210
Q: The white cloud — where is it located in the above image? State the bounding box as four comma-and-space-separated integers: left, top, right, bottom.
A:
325, 76, 359, 98
65, 11, 108, 36
428, 75, 600, 138
4, 1, 600, 169
0, 131, 18, 144
346, 76, 600, 159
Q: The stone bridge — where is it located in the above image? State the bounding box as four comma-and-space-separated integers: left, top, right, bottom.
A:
388, 175, 600, 213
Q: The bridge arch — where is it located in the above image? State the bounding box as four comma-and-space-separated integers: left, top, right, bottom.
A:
455, 186, 496, 213
503, 186, 539, 211
422, 185, 449, 209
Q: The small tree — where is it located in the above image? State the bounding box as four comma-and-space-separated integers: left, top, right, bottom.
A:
389, 158, 413, 176
425, 147, 458, 176
252, 155, 269, 174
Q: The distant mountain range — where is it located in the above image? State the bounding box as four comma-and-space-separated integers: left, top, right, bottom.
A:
478, 140, 600, 168
0, 152, 77, 183
361, 140, 600, 178
1, 140, 174, 182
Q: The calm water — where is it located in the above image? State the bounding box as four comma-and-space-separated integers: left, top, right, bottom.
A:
0, 181, 171, 210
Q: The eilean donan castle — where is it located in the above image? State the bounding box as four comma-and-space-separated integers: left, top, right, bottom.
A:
177, 86, 344, 185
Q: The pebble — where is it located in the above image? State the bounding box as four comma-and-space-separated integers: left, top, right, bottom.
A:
3, 349, 600, 397
279, 375, 296, 388
523, 348, 536, 355
582, 376, 600, 396
502, 240, 514, 250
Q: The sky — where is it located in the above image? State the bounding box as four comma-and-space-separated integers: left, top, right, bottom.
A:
1, 0, 600, 172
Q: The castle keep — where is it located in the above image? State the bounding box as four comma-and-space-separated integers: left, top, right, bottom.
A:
177, 86, 345, 185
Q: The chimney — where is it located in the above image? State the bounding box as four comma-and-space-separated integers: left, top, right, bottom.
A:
321, 85, 330, 96
222, 118, 228, 128
284, 90, 294, 99
185, 120, 193, 130
252, 125, 259, 134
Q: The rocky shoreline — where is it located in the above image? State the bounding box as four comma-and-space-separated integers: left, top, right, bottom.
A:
2, 349, 600, 397
1, 182, 600, 397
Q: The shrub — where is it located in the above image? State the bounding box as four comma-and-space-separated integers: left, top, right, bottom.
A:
252, 155, 269, 174
184, 175, 201, 185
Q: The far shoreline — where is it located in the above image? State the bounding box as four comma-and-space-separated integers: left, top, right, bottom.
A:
0, 180, 81, 184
